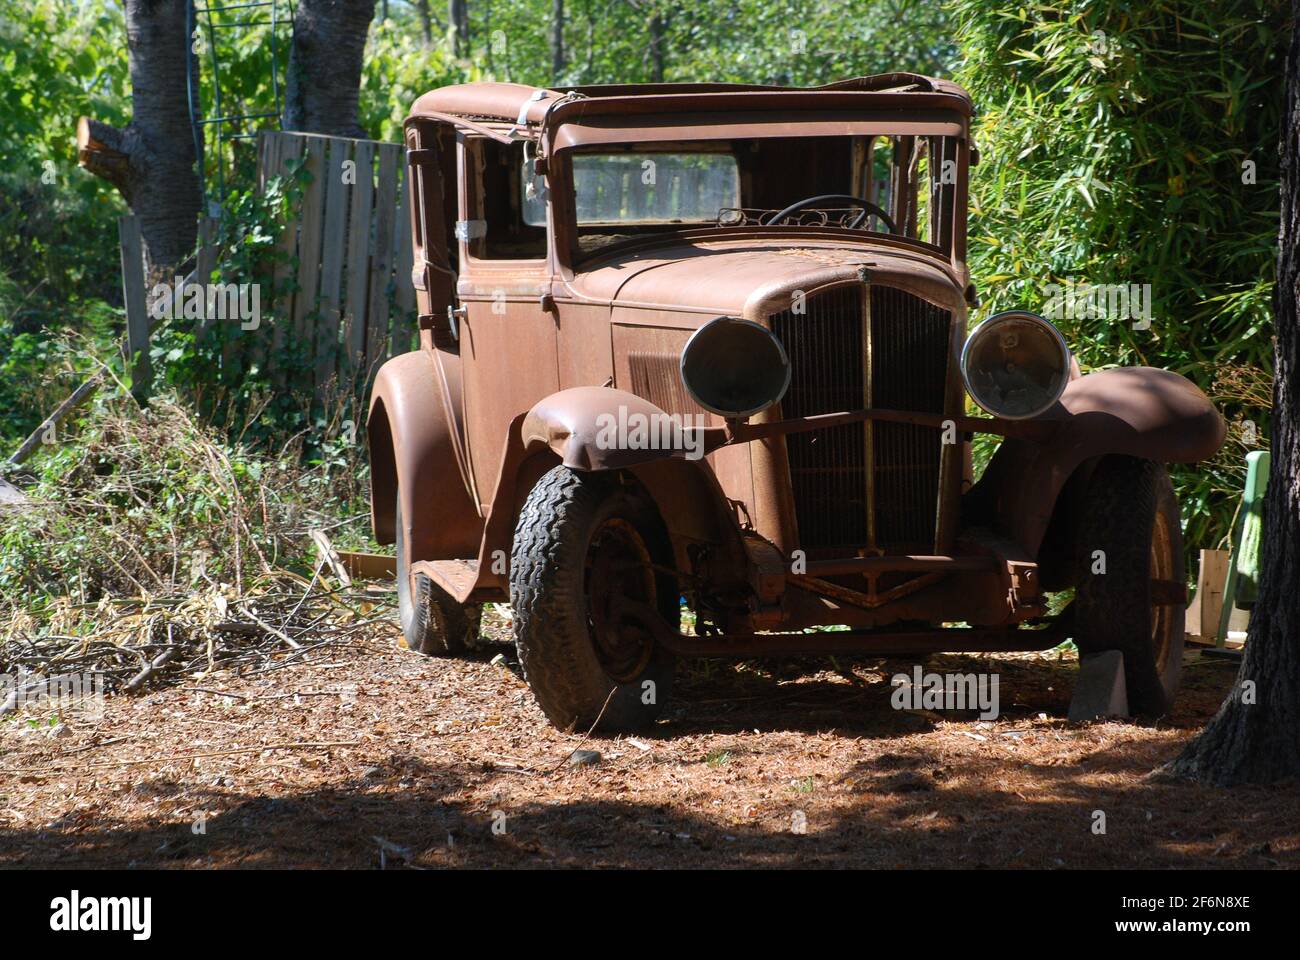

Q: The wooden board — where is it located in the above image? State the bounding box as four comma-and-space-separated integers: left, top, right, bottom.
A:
343, 139, 376, 382
336, 551, 397, 581
1186, 548, 1229, 646
268, 134, 305, 382
292, 135, 328, 385
366, 144, 401, 383
252, 131, 414, 387
316, 138, 351, 396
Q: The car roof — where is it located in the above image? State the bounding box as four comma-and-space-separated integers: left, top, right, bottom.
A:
407, 74, 973, 129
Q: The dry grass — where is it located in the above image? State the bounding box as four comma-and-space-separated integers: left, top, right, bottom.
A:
1, 392, 379, 700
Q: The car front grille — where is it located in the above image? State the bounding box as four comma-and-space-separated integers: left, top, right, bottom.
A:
771, 285, 952, 552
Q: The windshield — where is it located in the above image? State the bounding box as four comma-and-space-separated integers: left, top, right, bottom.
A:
575, 153, 739, 224
548, 135, 957, 259
523, 152, 739, 227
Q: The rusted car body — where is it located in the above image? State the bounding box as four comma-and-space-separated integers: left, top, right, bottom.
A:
368, 74, 1225, 731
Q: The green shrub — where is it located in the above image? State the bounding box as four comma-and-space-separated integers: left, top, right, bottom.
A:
0, 391, 372, 618
951, 0, 1285, 553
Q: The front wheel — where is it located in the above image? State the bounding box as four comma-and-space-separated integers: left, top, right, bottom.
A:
1072, 456, 1185, 718
510, 466, 677, 733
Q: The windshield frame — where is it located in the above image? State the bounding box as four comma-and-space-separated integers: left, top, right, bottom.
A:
545, 115, 969, 272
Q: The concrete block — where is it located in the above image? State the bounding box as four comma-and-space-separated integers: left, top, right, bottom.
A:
1068, 649, 1130, 721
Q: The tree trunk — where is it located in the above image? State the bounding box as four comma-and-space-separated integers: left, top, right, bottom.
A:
415, 0, 433, 45
648, 11, 666, 83
1167, 8, 1300, 786
448, 0, 469, 58
551, 0, 564, 79
77, 0, 200, 273
284, 0, 377, 138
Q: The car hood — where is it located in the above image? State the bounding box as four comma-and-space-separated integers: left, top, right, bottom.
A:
562, 235, 968, 320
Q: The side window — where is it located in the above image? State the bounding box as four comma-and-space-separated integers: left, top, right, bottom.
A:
411, 121, 457, 275
886, 136, 948, 246
913, 139, 931, 242
464, 137, 547, 261
854, 136, 895, 223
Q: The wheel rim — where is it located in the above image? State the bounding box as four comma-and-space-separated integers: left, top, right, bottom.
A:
1149, 508, 1177, 673
585, 517, 657, 681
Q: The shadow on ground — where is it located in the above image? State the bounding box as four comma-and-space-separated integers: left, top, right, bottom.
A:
3, 648, 1295, 869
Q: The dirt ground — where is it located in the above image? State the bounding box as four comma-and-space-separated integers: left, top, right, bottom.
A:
2, 607, 1297, 869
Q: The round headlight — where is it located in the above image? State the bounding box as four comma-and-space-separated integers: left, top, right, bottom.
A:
680, 316, 791, 419
960, 311, 1071, 420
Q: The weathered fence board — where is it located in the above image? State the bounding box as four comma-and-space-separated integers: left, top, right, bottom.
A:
316, 138, 351, 393
267, 133, 304, 379
117, 130, 416, 404
343, 138, 376, 377
292, 135, 328, 350
366, 144, 402, 370
258, 130, 416, 395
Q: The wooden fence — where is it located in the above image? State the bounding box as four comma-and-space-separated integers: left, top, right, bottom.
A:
120, 129, 416, 400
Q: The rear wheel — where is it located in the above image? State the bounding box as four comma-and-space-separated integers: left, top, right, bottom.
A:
395, 498, 480, 656
510, 466, 676, 733
1073, 456, 1184, 717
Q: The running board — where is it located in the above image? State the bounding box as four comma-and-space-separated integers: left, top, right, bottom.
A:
410, 559, 480, 603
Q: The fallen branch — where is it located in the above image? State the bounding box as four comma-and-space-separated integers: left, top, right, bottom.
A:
124, 647, 178, 692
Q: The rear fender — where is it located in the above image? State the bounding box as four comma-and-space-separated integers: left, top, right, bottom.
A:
367, 349, 482, 561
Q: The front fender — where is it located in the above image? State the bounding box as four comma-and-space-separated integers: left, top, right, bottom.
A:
972, 367, 1226, 556
464, 387, 744, 598
521, 386, 720, 470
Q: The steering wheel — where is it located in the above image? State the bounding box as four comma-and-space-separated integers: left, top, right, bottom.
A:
765, 194, 897, 234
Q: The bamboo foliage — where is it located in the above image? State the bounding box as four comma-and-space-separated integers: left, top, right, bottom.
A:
951, 0, 1287, 551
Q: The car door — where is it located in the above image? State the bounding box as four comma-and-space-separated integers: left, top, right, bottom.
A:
455, 132, 560, 512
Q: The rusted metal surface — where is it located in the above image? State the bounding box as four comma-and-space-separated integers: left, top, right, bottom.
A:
367, 349, 482, 558
366, 73, 1227, 657
799, 555, 995, 576
967, 366, 1227, 561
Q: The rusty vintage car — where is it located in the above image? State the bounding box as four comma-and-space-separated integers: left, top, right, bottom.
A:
367, 74, 1226, 732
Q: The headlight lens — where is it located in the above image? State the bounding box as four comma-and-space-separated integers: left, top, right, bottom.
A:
960, 311, 1071, 419
680, 316, 791, 419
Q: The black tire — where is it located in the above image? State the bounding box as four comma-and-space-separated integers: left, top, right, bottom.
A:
1073, 456, 1185, 717
510, 466, 677, 733
395, 498, 481, 656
